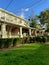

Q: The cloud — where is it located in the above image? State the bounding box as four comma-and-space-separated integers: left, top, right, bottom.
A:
18, 8, 29, 19
24, 8, 29, 11
21, 8, 29, 12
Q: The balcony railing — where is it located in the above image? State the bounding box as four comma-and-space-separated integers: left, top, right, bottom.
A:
0, 12, 30, 27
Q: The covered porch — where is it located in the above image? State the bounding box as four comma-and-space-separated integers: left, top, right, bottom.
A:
0, 22, 35, 38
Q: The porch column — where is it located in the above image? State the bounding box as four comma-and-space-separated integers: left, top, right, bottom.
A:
9, 28, 12, 38
1, 23, 7, 38
34, 29, 37, 36
20, 27, 23, 37
29, 28, 31, 36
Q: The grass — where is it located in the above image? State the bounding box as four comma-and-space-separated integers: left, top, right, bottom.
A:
0, 43, 49, 65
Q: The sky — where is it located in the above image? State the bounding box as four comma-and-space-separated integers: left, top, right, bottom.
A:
0, 0, 49, 20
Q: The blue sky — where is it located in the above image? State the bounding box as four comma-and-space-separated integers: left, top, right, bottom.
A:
0, 0, 49, 19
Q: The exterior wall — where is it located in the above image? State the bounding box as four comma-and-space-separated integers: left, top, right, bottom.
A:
0, 9, 30, 27
0, 8, 35, 38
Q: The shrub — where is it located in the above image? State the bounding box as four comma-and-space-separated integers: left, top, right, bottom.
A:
42, 36, 47, 43
4, 38, 13, 48
17, 38, 22, 44
13, 38, 25, 46
13, 38, 22, 46
39, 36, 42, 43
0, 36, 47, 49
20, 37, 28, 44
21, 37, 25, 44
0, 38, 6, 48
13, 38, 18, 46
26, 37, 30, 43
47, 36, 49, 42
29, 37, 33, 43
26, 36, 36, 43
36, 36, 39, 42
32, 36, 36, 43
35, 36, 47, 43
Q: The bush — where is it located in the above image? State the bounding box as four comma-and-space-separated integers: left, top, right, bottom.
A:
36, 36, 47, 43
42, 36, 47, 43
0, 36, 47, 49
32, 36, 36, 43
13, 38, 23, 46
13, 38, 25, 46
13, 38, 18, 46
21, 37, 26, 44
18, 38, 22, 44
26, 37, 30, 43
39, 36, 42, 43
29, 37, 33, 43
21, 37, 27, 44
47, 36, 49, 42
36, 36, 40, 42
4, 38, 14, 48
0, 38, 29, 48
0, 38, 6, 48
29, 36, 47, 43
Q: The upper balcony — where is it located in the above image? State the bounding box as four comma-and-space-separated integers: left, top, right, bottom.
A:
0, 8, 30, 28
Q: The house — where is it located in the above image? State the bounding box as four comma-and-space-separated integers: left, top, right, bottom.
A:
0, 8, 35, 38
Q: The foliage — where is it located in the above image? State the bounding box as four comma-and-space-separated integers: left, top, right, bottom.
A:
29, 36, 47, 43
30, 19, 37, 28
28, 15, 38, 28
21, 37, 27, 44
0, 39, 6, 48
45, 27, 49, 32
42, 36, 47, 43
47, 36, 49, 42
13, 38, 24, 46
38, 9, 49, 30
4, 38, 14, 48
0, 36, 48, 49
38, 9, 49, 24
0, 37, 29, 48
13, 38, 18, 46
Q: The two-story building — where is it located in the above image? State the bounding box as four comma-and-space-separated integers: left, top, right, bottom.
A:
0, 8, 35, 38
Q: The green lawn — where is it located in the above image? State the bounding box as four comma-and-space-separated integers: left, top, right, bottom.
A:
0, 43, 49, 65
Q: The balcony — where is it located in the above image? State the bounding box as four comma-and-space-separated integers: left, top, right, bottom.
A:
0, 11, 30, 28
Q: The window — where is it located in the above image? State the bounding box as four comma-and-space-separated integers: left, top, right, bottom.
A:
0, 11, 5, 20
1, 16, 5, 19
19, 20, 22, 24
5, 14, 11, 21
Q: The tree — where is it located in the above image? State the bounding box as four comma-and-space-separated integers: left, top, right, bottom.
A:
30, 19, 37, 28
28, 16, 38, 28
45, 24, 49, 32
38, 9, 49, 28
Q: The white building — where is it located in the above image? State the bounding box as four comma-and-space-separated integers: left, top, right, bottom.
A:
0, 8, 35, 38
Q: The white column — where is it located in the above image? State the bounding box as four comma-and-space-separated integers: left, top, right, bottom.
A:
1, 23, 7, 38
29, 29, 31, 36
35, 30, 37, 36
20, 27, 23, 37
9, 28, 12, 38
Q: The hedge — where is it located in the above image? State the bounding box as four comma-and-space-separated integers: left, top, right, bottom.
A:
4, 38, 14, 48
47, 36, 49, 42
0, 36, 49, 49
13, 38, 22, 46
0, 38, 27, 48
0, 39, 6, 48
